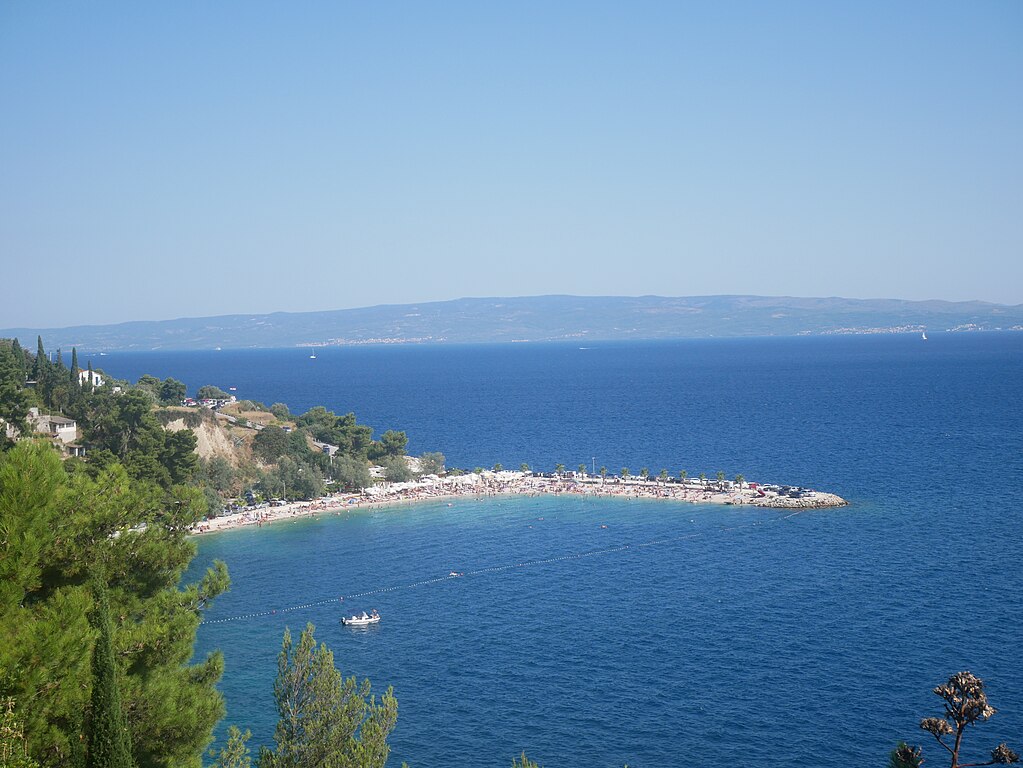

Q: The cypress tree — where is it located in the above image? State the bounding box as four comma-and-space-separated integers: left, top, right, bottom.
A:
85, 582, 134, 768
31, 337, 45, 382
71, 348, 80, 386
10, 338, 26, 378
0, 345, 32, 444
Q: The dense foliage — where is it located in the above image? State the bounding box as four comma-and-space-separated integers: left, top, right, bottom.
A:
197, 386, 230, 400
1, 697, 41, 768
0, 341, 31, 446
0, 338, 427, 509
295, 408, 374, 458
257, 624, 398, 768
0, 442, 229, 767
84, 583, 133, 768
0, 337, 447, 766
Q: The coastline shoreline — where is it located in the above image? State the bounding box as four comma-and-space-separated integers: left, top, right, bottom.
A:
190, 472, 848, 536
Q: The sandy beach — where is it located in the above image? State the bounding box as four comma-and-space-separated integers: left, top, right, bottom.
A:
190, 472, 847, 535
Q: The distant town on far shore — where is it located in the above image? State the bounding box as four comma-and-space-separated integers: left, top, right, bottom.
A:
2, 294, 1022, 353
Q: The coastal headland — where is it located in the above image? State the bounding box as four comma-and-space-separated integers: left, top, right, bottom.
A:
191, 471, 848, 535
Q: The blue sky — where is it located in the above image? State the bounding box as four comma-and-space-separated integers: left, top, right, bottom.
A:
1, 1, 1021, 328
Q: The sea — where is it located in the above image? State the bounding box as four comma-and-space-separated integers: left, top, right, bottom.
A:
92, 333, 1023, 767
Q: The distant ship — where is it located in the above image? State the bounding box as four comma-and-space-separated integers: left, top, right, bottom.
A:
922, 331, 928, 340
309, 354, 317, 359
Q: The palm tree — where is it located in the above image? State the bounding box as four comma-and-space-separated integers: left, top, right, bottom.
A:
578, 463, 587, 478
554, 463, 565, 477
520, 463, 530, 474
621, 467, 630, 480
679, 469, 688, 486
600, 466, 608, 484
658, 469, 668, 484
733, 473, 745, 489
493, 463, 503, 472
716, 470, 726, 490
640, 467, 650, 482
698, 472, 706, 486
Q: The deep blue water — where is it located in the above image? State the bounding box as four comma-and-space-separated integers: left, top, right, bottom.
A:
97, 334, 1023, 766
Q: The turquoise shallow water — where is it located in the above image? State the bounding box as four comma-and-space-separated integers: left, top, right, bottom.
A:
106, 334, 1023, 766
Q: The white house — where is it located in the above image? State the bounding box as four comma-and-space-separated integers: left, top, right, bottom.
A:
28, 407, 78, 444
79, 369, 104, 388
46, 415, 77, 444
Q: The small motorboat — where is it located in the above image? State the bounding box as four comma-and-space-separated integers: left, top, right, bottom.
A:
341, 610, 380, 627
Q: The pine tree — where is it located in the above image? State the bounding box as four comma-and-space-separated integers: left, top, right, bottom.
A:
0, 443, 93, 765
209, 728, 251, 768
258, 623, 398, 768
0, 442, 229, 768
0, 698, 41, 768
85, 582, 134, 768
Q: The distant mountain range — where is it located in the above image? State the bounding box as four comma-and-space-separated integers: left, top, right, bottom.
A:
4, 295, 1022, 352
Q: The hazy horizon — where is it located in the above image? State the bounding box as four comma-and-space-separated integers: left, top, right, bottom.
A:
3, 291, 1023, 333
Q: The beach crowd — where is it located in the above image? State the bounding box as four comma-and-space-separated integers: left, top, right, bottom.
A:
190, 471, 847, 535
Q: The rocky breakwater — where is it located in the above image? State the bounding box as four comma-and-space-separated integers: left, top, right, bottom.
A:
750, 491, 848, 509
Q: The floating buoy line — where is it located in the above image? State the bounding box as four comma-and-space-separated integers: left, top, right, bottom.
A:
200, 508, 806, 626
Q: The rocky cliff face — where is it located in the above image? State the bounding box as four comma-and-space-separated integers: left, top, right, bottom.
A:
164, 415, 245, 465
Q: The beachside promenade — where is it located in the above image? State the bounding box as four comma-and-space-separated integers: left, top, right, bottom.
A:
191, 472, 847, 535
